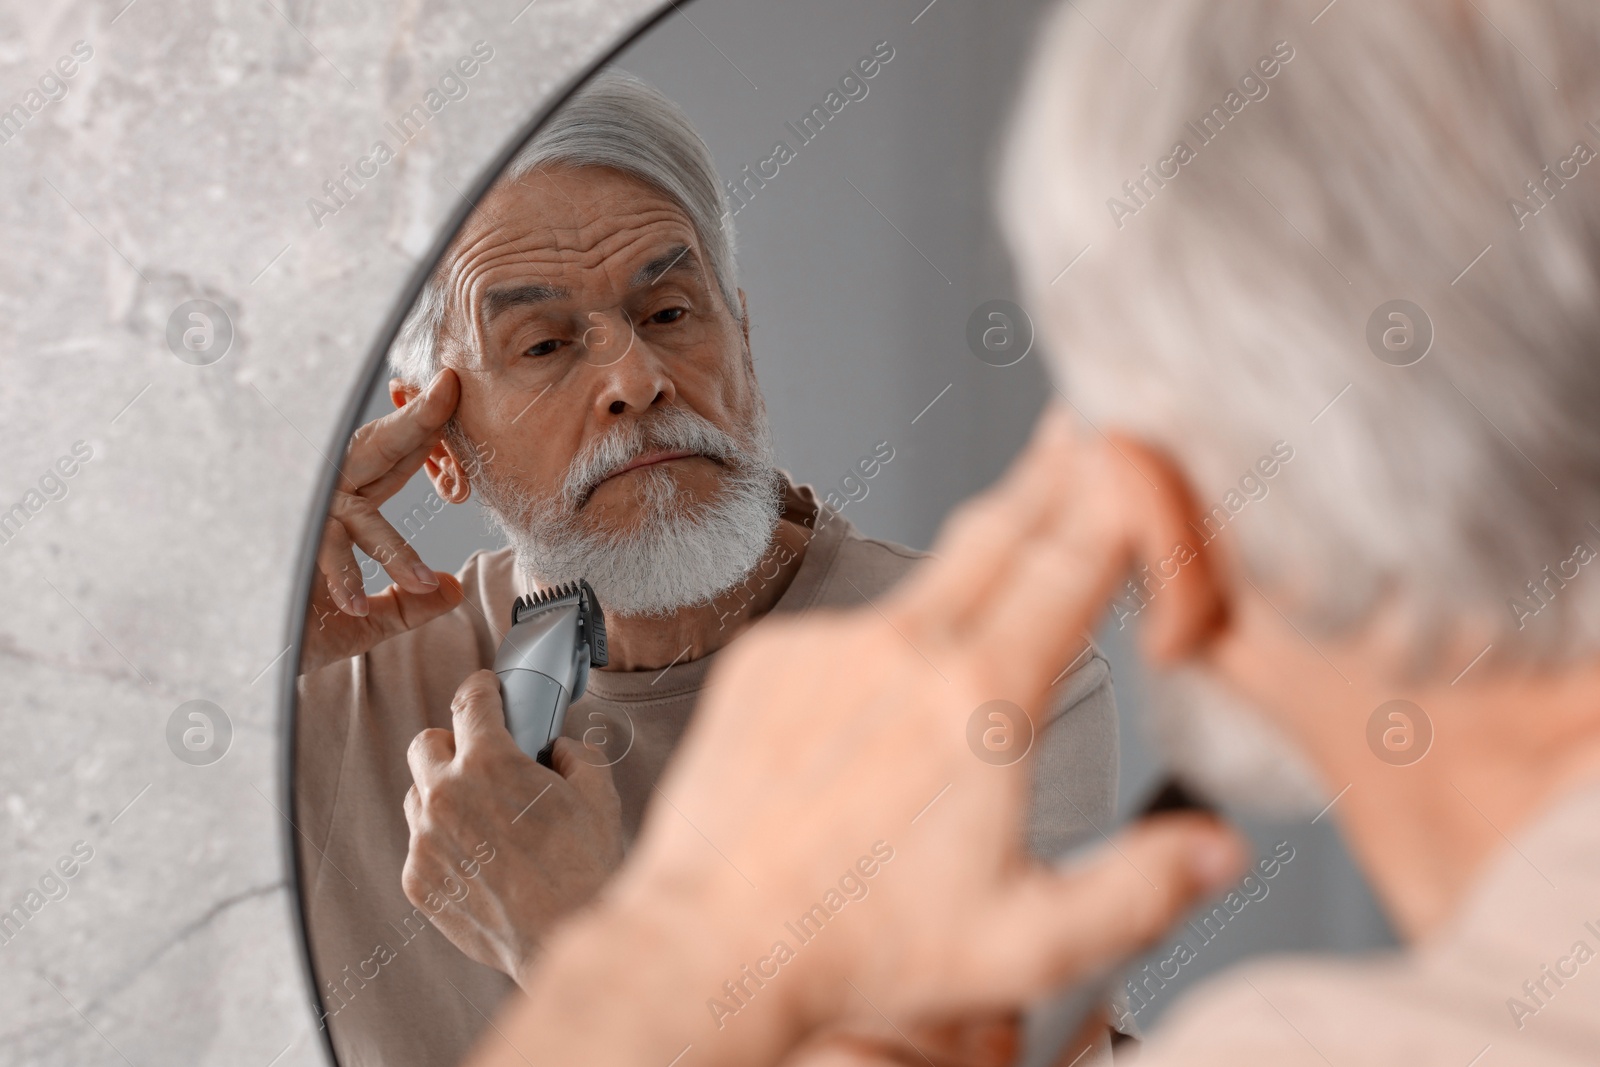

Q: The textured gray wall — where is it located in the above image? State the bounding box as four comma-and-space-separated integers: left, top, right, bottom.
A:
0, 2, 656, 1064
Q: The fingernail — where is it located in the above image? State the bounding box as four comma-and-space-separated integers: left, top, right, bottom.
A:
348, 590, 369, 617
414, 563, 440, 589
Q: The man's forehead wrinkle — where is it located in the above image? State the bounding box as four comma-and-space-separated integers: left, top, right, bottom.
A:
444, 264, 490, 369
455, 217, 561, 288
437, 187, 703, 344
580, 226, 704, 295
462, 237, 588, 308
501, 171, 693, 250
453, 196, 516, 260
541, 200, 693, 259
443, 228, 543, 365
459, 180, 572, 286
477, 217, 700, 289
472, 175, 697, 279
445, 220, 570, 347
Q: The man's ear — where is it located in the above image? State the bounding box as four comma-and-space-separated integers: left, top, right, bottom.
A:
390, 376, 473, 504
1107, 433, 1231, 665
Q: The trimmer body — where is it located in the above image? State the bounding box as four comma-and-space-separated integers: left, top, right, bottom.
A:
492, 579, 608, 766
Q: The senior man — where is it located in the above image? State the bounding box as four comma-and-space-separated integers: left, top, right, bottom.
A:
293, 72, 1117, 1067
442, 1, 1600, 1065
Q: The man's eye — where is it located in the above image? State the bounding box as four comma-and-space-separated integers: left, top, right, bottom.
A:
523, 339, 563, 358
647, 307, 687, 325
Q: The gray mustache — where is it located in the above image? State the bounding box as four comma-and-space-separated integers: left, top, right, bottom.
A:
564, 407, 745, 507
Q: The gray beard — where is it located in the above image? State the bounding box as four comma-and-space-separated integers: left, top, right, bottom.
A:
1144, 666, 1330, 818
459, 404, 783, 618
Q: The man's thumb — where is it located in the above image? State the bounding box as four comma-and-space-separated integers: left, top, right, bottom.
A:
368, 572, 466, 643
972, 814, 1245, 1001
299, 573, 465, 676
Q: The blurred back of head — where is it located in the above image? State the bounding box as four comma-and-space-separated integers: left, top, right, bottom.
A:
1001, 0, 1600, 671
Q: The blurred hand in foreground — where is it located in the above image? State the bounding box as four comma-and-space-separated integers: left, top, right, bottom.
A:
466, 405, 1245, 1067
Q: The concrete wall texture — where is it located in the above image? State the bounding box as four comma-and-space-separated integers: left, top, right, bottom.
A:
0, 2, 657, 1063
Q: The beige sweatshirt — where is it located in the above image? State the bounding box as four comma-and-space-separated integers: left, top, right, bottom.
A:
1132, 778, 1600, 1066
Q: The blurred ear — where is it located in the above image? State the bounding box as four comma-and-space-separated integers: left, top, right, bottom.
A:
390, 377, 472, 504
1106, 433, 1230, 664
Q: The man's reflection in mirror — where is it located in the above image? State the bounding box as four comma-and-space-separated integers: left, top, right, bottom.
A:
295, 71, 1119, 1067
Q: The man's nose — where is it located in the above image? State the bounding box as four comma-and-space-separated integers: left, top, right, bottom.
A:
587, 313, 674, 418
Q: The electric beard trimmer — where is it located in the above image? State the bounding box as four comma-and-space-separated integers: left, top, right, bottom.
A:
493, 579, 609, 767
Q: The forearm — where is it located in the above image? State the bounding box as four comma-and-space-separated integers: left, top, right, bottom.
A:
478, 893, 811, 1067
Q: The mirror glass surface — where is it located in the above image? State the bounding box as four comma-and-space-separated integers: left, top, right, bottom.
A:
293, 4, 1061, 1062
290, 3, 1390, 1065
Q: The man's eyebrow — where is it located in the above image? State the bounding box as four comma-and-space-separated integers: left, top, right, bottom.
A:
483, 283, 571, 321
631, 244, 701, 288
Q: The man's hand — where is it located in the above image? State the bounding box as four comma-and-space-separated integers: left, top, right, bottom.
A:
299, 368, 466, 675
466, 406, 1243, 1067
607, 406, 1241, 1030
403, 670, 625, 985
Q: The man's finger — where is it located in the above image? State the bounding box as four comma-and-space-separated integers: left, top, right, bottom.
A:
966, 814, 1245, 1002
404, 783, 422, 830
315, 516, 368, 617
358, 573, 466, 647
340, 368, 460, 489
298, 575, 463, 677
329, 493, 439, 595
966, 448, 1134, 709
451, 670, 513, 759
408, 727, 456, 786
361, 431, 448, 505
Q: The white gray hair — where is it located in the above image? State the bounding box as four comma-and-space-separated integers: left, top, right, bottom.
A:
390, 69, 740, 386
1001, 0, 1600, 667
